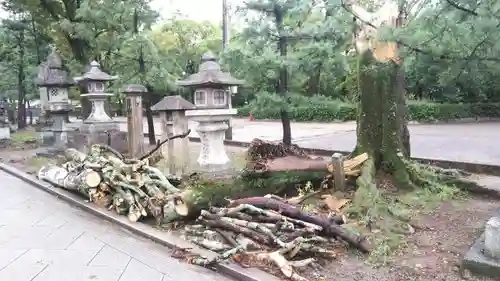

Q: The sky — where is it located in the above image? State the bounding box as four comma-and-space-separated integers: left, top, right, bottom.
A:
0, 0, 244, 23
151, 0, 244, 23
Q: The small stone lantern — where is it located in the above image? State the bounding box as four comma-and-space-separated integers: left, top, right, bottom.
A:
151, 95, 195, 175
74, 61, 118, 133
34, 49, 74, 152
0, 98, 9, 140
176, 51, 245, 172
121, 84, 147, 157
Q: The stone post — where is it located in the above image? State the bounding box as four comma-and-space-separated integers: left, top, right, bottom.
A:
122, 84, 146, 158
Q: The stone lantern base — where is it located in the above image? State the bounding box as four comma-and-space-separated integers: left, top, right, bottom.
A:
187, 109, 237, 174
37, 108, 73, 157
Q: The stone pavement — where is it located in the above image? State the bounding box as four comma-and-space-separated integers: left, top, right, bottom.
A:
70, 117, 500, 165
0, 171, 233, 281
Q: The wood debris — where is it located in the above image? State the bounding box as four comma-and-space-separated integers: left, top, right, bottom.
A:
177, 196, 371, 281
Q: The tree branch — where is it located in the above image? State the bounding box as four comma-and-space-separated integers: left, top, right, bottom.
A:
444, 0, 478, 16
340, 0, 500, 62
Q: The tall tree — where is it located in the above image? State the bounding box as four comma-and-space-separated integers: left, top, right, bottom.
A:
341, 0, 500, 191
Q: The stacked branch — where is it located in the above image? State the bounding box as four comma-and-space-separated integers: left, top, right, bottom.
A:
37, 132, 192, 223
179, 196, 371, 281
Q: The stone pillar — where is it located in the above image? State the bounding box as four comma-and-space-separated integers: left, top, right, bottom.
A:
160, 111, 173, 158
159, 111, 190, 176
197, 121, 230, 166
49, 109, 72, 152
171, 111, 189, 175
122, 84, 146, 158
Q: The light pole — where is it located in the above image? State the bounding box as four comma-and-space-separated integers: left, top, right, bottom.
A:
222, 0, 234, 140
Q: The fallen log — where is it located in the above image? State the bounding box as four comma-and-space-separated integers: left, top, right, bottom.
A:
38, 165, 102, 192
227, 197, 371, 252
250, 154, 368, 176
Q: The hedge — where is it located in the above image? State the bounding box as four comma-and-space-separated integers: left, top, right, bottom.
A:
237, 101, 500, 122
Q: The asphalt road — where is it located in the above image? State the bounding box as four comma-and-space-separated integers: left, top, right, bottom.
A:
73, 117, 500, 165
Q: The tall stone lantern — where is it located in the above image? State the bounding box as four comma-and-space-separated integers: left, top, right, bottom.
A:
74, 61, 118, 133
176, 51, 244, 172
34, 49, 74, 152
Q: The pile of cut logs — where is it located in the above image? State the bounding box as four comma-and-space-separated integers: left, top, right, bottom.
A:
180, 196, 371, 281
37, 143, 191, 223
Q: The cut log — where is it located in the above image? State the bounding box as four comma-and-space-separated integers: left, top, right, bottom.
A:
82, 169, 102, 188
64, 148, 87, 162
38, 165, 102, 192
38, 165, 70, 188
161, 194, 191, 224
228, 197, 371, 252
253, 153, 368, 176
63, 169, 102, 191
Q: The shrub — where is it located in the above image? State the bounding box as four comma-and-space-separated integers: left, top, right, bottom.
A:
237, 93, 500, 122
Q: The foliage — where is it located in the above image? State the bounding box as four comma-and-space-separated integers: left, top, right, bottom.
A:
237, 92, 500, 122
1, 0, 500, 121
224, 0, 500, 108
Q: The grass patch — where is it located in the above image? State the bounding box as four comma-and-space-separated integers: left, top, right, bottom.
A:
11, 130, 37, 144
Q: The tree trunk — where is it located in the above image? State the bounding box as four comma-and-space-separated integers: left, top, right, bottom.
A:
354, 49, 413, 189
144, 87, 156, 145
275, 7, 292, 145
306, 63, 322, 96
17, 28, 26, 130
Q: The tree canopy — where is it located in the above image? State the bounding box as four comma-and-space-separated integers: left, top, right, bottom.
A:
0, 0, 498, 114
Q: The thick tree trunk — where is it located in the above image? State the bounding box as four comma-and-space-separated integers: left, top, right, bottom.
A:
354, 50, 413, 189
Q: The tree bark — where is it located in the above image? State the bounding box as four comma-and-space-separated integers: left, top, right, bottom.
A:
145, 86, 156, 145
274, 6, 292, 145
17, 27, 26, 130
354, 49, 414, 189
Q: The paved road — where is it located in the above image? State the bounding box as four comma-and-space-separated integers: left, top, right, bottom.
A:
0, 171, 233, 281
70, 117, 500, 165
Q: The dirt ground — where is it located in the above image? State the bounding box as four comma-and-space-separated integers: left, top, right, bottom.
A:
2, 129, 499, 281
300, 194, 499, 281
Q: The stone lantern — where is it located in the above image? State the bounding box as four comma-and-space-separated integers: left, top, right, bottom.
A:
151, 95, 196, 175
34, 49, 74, 152
176, 51, 244, 172
74, 61, 118, 133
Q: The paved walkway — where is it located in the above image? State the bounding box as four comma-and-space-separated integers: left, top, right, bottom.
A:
70, 117, 500, 165
0, 171, 233, 281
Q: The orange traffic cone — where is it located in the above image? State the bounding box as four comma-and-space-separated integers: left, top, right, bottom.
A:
249, 112, 255, 121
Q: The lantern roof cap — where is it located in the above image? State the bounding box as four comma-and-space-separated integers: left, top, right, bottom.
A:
74, 60, 118, 83
176, 51, 244, 87
151, 95, 196, 111
35, 48, 75, 87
